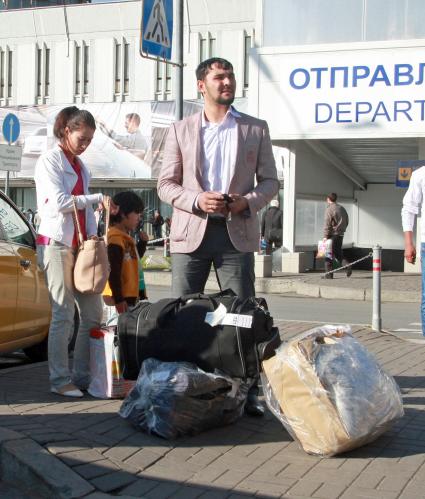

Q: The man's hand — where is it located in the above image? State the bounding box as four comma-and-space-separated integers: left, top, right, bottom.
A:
404, 232, 416, 264
227, 194, 249, 215
198, 192, 228, 213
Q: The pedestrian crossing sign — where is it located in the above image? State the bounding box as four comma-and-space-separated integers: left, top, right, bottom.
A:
141, 0, 173, 60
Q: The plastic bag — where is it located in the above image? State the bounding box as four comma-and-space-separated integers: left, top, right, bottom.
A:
262, 325, 404, 456
119, 358, 251, 439
317, 239, 333, 259
88, 327, 135, 399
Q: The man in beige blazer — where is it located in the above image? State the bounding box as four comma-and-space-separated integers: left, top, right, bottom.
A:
157, 58, 278, 416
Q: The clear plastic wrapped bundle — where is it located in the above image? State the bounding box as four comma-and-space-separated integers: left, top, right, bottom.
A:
119, 358, 250, 439
261, 325, 404, 456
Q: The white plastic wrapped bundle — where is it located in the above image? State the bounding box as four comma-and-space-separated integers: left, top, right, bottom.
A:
262, 325, 404, 456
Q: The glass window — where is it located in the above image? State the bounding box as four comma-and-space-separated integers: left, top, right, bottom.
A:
83, 44, 89, 95
37, 48, 42, 97
155, 61, 163, 94
124, 42, 129, 94
0, 196, 34, 248
243, 34, 251, 93
0, 50, 4, 99
7, 50, 12, 98
115, 43, 121, 94
75, 45, 81, 95
45, 47, 50, 97
209, 37, 216, 57
199, 36, 206, 62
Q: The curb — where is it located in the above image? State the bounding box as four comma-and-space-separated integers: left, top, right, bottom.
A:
0, 428, 96, 498
144, 271, 420, 303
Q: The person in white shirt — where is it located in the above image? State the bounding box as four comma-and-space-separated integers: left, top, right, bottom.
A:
402, 166, 425, 335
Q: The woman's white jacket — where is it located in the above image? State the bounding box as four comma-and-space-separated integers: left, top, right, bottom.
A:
34, 146, 102, 247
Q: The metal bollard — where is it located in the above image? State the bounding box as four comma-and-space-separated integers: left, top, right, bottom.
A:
372, 245, 382, 331
163, 237, 170, 258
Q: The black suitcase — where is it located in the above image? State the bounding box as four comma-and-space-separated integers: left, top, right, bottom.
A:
118, 289, 281, 380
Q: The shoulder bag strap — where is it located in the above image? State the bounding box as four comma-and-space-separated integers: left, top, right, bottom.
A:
71, 196, 84, 246
102, 196, 110, 243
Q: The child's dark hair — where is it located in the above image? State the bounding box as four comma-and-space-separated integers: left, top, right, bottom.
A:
110, 191, 145, 225
53, 106, 96, 140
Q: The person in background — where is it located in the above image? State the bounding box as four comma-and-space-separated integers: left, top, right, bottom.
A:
103, 191, 149, 314
323, 192, 351, 279
98, 113, 148, 159
34, 210, 41, 232
35, 106, 110, 398
25, 208, 36, 228
402, 166, 425, 336
157, 57, 279, 417
150, 209, 164, 240
261, 199, 283, 255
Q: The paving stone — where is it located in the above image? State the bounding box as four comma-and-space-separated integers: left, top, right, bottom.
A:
118, 477, 161, 496
73, 459, 120, 479
90, 470, 138, 492
45, 439, 89, 455
142, 481, 183, 499
313, 481, 349, 499
124, 448, 164, 470
58, 448, 105, 466
171, 485, 210, 499
340, 487, 399, 498
197, 490, 232, 499
286, 479, 323, 497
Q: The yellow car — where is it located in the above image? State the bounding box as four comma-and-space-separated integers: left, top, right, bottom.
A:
0, 190, 50, 361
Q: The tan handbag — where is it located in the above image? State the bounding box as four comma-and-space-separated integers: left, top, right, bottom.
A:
72, 196, 110, 294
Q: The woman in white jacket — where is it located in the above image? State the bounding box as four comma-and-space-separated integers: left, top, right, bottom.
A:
35, 106, 109, 397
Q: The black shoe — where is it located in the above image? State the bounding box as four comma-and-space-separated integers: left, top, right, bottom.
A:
324, 274, 333, 279
245, 394, 265, 417
346, 267, 352, 277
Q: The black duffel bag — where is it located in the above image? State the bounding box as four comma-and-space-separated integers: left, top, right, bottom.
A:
118, 289, 281, 380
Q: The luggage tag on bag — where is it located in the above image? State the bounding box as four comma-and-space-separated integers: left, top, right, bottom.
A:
205, 303, 228, 327
205, 303, 253, 328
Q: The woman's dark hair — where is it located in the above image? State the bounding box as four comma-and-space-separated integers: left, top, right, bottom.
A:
53, 106, 96, 139
110, 191, 145, 225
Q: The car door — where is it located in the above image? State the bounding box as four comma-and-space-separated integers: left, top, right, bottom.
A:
0, 194, 50, 342
0, 222, 18, 343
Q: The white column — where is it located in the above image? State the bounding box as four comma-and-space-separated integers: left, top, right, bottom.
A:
282, 145, 296, 253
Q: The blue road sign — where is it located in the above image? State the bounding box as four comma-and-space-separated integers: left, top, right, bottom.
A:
2, 113, 20, 144
142, 0, 173, 60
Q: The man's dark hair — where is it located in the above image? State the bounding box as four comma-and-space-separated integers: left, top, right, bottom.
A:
110, 191, 144, 225
327, 193, 337, 202
126, 113, 141, 126
196, 58, 233, 81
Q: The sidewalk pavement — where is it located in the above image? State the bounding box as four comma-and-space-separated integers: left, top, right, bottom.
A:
144, 270, 422, 303
0, 322, 424, 498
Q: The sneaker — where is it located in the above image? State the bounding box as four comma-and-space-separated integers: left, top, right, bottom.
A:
51, 383, 84, 398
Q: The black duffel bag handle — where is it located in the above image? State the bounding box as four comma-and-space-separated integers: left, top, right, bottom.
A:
180, 288, 236, 303
180, 289, 237, 311
150, 289, 237, 328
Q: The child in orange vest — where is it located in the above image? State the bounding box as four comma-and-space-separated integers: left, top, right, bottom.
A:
103, 191, 148, 314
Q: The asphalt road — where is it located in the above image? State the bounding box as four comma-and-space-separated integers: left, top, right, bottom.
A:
146, 285, 422, 341
0, 285, 421, 370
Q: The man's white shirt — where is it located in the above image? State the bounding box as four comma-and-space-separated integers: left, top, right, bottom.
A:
402, 166, 425, 242
200, 106, 240, 193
